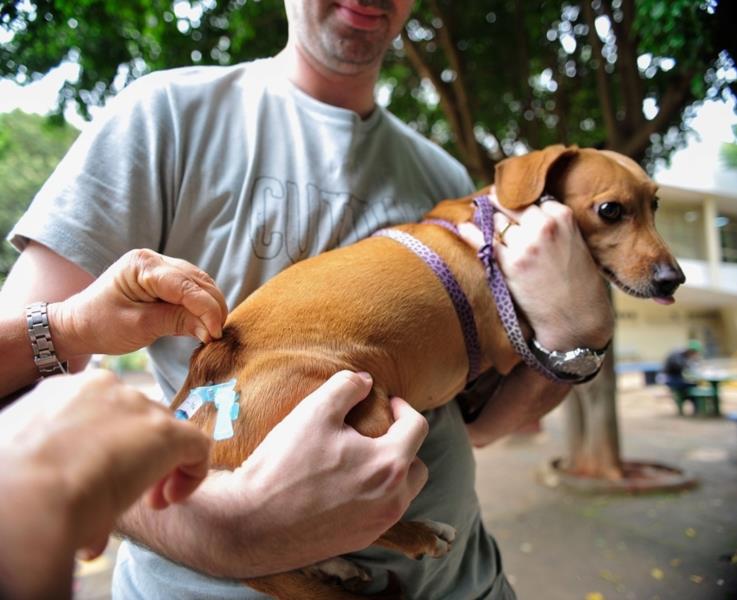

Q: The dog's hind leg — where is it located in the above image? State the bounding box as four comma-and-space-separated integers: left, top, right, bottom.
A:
373, 520, 456, 559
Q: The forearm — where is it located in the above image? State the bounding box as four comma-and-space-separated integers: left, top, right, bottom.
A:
0, 311, 89, 399
0, 314, 43, 399
116, 472, 291, 580
466, 364, 570, 447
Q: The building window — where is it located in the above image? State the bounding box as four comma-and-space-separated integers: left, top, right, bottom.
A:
657, 206, 705, 260
719, 214, 737, 263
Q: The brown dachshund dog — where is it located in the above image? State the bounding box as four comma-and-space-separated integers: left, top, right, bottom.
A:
170, 144, 684, 599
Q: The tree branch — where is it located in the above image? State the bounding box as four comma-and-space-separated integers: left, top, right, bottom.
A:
621, 71, 696, 159
582, 0, 620, 147
427, 0, 489, 179
399, 31, 466, 156
513, 0, 540, 149
601, 0, 645, 136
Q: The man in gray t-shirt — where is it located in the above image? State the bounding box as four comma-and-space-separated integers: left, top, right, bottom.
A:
2, 1, 613, 598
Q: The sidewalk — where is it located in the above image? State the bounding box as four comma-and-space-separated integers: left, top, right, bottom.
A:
74, 378, 737, 599
476, 383, 737, 600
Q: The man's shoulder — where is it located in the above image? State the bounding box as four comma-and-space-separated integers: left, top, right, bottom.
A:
113, 59, 268, 113
377, 110, 474, 194
380, 111, 470, 177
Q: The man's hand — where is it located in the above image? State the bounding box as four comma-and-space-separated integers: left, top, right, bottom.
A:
118, 371, 430, 578
52, 248, 229, 358
490, 192, 614, 350
0, 370, 211, 566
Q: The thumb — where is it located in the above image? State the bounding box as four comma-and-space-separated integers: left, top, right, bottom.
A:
146, 303, 211, 344
299, 371, 374, 422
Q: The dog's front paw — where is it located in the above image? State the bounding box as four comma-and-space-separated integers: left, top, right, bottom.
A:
417, 519, 456, 558
304, 557, 372, 590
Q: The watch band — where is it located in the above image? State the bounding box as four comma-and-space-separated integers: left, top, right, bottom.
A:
25, 302, 68, 376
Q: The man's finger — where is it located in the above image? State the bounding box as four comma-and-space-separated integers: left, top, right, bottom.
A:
298, 371, 373, 422
141, 263, 226, 340
486, 188, 525, 221
381, 396, 429, 461
162, 255, 229, 319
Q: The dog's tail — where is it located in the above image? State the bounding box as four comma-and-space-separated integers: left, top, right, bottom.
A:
170, 325, 244, 410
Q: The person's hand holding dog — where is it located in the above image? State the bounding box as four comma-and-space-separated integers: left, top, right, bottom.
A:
120, 370, 430, 579
0, 244, 229, 398
489, 191, 614, 350
228, 371, 429, 572
52, 248, 229, 357
461, 189, 615, 448
0, 369, 211, 599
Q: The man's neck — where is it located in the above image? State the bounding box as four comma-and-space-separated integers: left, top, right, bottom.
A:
277, 44, 379, 119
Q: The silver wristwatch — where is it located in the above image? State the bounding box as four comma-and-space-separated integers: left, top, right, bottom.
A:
26, 302, 68, 376
529, 338, 609, 383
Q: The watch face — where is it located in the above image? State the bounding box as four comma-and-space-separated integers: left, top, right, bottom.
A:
545, 347, 603, 377
559, 352, 600, 376
530, 339, 606, 379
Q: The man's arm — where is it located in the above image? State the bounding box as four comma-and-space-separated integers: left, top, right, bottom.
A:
1, 245, 429, 578
466, 366, 570, 447
0, 242, 227, 398
0, 242, 96, 396
464, 196, 614, 446
0, 370, 211, 600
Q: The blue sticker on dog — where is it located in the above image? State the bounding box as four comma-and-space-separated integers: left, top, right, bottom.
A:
175, 379, 240, 441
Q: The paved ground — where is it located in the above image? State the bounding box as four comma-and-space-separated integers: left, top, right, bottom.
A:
73, 376, 737, 599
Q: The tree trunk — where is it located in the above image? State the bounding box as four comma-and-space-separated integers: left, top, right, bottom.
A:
562, 350, 623, 479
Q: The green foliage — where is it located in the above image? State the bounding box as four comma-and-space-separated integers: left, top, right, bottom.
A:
1, 0, 287, 118
389, 0, 735, 180
99, 349, 149, 373
721, 125, 737, 169
0, 110, 78, 283
0, 1, 734, 178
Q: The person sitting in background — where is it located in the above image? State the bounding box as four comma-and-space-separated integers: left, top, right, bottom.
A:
662, 340, 702, 410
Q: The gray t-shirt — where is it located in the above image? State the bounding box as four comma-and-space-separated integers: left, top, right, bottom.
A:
10, 57, 515, 600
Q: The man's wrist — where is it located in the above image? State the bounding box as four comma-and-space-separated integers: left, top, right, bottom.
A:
532, 310, 613, 352
46, 301, 87, 361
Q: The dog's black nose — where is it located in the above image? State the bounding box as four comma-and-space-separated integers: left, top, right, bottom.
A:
652, 262, 686, 297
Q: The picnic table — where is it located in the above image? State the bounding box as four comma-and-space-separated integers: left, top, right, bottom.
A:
682, 367, 736, 417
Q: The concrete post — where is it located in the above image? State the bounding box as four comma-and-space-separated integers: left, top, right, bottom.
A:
703, 196, 721, 286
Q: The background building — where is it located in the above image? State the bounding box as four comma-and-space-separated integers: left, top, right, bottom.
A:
614, 101, 737, 363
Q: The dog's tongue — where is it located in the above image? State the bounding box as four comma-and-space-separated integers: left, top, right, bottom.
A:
653, 296, 675, 305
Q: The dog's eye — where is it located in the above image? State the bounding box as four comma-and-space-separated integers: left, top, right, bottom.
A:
597, 202, 623, 223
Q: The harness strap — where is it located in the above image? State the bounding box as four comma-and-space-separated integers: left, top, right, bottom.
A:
373, 228, 481, 382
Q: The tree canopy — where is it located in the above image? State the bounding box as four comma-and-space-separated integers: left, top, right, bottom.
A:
2, 1, 735, 182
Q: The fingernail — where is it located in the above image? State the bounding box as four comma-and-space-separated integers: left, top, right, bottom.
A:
195, 326, 210, 343
356, 371, 372, 383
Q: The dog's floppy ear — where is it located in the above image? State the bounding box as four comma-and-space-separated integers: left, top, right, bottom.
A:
494, 145, 579, 210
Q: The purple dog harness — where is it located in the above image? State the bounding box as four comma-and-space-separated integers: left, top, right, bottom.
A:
374, 227, 482, 381
374, 194, 567, 383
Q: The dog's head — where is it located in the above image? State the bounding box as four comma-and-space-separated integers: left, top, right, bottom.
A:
494, 144, 685, 304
